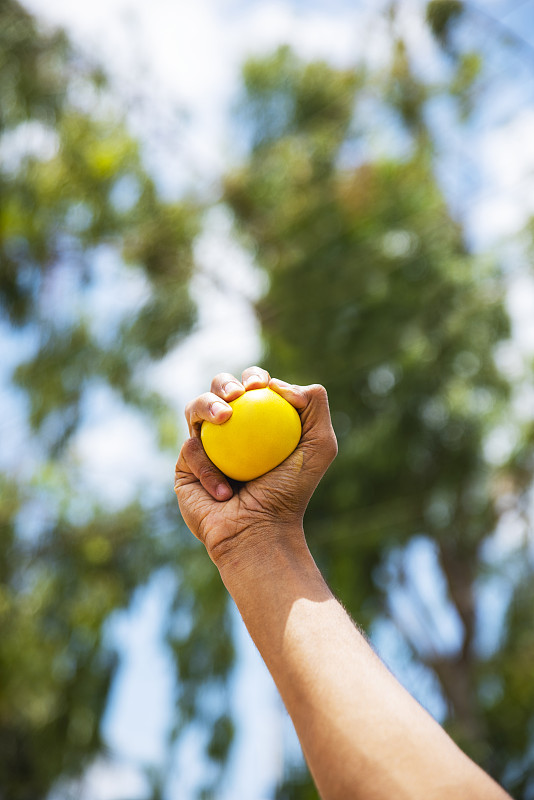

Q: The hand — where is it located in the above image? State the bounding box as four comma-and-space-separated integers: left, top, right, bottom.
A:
174, 366, 337, 569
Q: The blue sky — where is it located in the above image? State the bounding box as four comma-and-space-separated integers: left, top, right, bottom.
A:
13, 0, 534, 797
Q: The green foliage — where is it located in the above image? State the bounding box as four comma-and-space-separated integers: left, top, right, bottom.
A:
206, 714, 234, 763
0, 0, 68, 132
3, 2, 534, 799
0, 1, 216, 797
387, 38, 431, 133
0, 484, 161, 800
275, 774, 320, 800
426, 0, 464, 46
224, 33, 534, 800
240, 46, 360, 162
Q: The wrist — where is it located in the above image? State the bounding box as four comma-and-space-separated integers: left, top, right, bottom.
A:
213, 522, 312, 595
216, 523, 334, 676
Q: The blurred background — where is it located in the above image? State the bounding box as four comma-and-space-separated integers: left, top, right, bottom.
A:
1, 0, 534, 798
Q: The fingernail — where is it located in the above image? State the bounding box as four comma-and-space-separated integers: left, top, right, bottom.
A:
244, 375, 261, 388
211, 401, 231, 417
272, 378, 290, 387
224, 381, 242, 395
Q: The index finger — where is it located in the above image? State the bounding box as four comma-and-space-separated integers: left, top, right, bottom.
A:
185, 392, 233, 437
210, 372, 246, 402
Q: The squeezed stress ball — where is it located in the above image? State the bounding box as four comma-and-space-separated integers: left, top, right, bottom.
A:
200, 387, 302, 482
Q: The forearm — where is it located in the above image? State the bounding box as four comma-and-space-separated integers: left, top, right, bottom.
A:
218, 526, 510, 800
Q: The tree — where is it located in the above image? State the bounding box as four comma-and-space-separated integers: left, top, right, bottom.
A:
3, 1, 534, 799
0, 1, 222, 797
221, 5, 534, 798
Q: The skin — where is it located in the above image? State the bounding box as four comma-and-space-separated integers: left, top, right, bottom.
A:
174, 366, 511, 800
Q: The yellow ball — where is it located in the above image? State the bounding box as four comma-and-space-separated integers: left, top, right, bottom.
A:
201, 387, 302, 482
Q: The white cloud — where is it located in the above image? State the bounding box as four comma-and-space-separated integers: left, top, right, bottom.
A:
149, 205, 264, 406
72, 391, 170, 508
228, 1, 362, 64
0, 120, 59, 174
469, 109, 534, 245
507, 273, 534, 355
482, 110, 534, 189
21, 0, 370, 186
78, 759, 149, 800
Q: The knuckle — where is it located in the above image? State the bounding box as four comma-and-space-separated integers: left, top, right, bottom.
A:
173, 476, 185, 495
326, 431, 338, 460
244, 365, 268, 379
198, 461, 217, 481
316, 427, 338, 457
183, 436, 201, 459
185, 394, 209, 420
211, 373, 227, 390
309, 383, 328, 400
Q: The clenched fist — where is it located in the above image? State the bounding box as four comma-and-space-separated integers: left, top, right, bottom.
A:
174, 365, 337, 570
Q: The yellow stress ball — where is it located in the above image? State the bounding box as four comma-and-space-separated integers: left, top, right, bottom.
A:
201, 387, 302, 482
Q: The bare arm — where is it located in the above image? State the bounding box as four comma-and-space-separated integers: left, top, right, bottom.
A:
174, 366, 511, 800
218, 534, 508, 800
